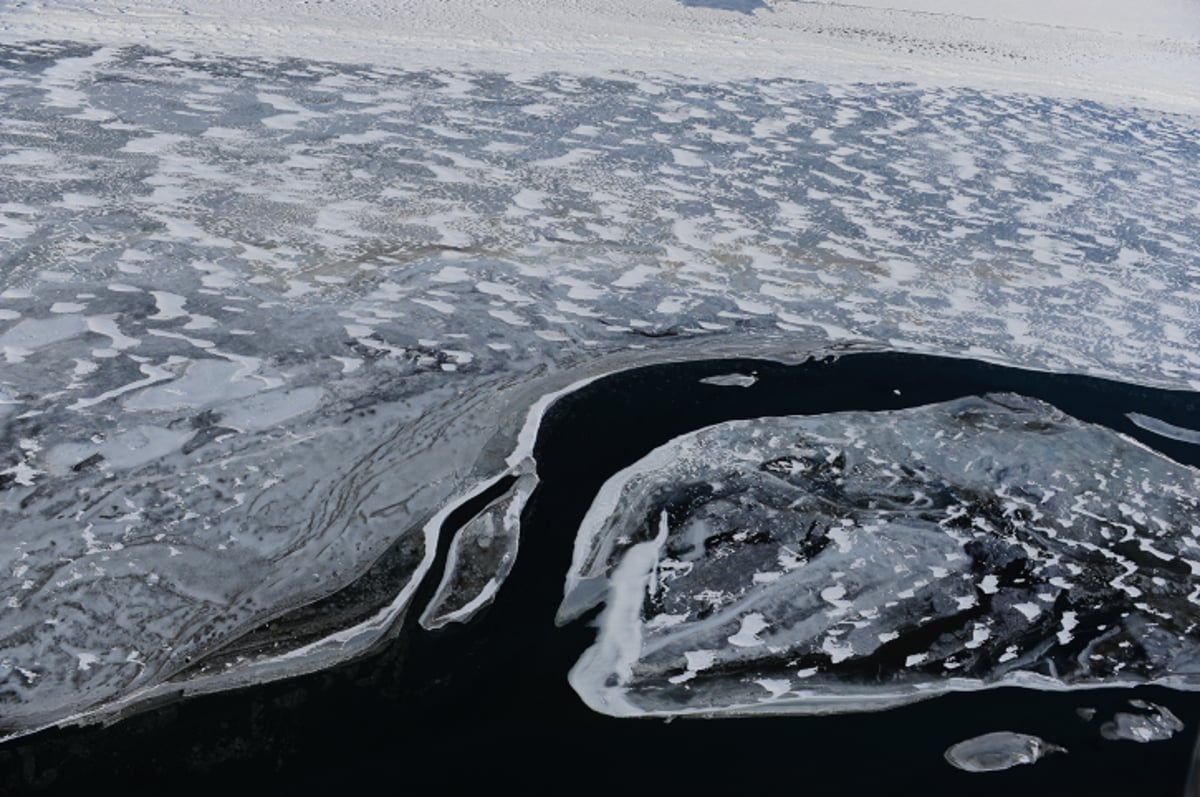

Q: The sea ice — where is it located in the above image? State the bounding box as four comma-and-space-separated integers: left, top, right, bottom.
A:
944, 731, 1066, 772
420, 473, 536, 630
1100, 699, 1185, 743
561, 394, 1200, 717
0, 34, 1197, 739
699, 373, 758, 388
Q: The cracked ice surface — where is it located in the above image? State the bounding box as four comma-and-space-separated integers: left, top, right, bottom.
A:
0, 39, 1198, 736
561, 395, 1200, 717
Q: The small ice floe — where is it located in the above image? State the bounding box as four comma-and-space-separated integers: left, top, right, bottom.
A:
944, 731, 1066, 772
1100, 700, 1184, 743
699, 372, 757, 388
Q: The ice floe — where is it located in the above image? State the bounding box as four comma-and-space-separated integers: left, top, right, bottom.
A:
562, 394, 1200, 716
944, 731, 1066, 772
1100, 699, 1186, 743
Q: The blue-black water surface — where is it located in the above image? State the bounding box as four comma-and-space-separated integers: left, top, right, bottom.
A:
2, 352, 1199, 795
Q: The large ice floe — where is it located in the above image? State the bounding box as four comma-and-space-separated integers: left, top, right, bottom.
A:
561, 394, 1200, 716
0, 0, 1198, 742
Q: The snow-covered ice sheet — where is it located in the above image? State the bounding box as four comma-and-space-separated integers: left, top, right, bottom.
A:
562, 395, 1200, 716
1, 0, 1197, 112
0, 0, 1197, 739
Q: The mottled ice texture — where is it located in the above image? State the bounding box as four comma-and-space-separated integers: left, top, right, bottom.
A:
0, 38, 1198, 736
562, 395, 1200, 717
944, 731, 1065, 772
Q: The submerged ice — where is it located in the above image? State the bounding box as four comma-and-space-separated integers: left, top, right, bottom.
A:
561, 394, 1200, 717
0, 38, 1198, 737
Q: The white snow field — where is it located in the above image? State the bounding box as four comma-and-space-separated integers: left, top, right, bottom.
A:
2, 0, 1198, 111
0, 0, 1198, 736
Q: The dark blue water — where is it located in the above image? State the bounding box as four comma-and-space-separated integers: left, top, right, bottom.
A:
3, 353, 1199, 795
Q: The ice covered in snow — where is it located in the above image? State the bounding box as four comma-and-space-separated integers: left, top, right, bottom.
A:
0, 0, 1197, 739
2, 0, 1196, 113
561, 394, 1200, 717
944, 731, 1065, 772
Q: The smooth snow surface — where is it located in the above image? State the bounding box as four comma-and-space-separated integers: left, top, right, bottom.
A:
1, 1, 1198, 112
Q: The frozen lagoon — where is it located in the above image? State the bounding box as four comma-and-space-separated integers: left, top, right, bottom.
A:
0, 26, 1198, 784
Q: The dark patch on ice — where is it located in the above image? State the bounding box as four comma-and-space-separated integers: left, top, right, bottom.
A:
70, 453, 105, 473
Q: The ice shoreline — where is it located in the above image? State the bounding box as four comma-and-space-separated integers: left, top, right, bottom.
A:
0, 335, 825, 741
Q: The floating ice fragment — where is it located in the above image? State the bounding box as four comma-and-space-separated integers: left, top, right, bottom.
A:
562, 394, 1200, 717
1100, 700, 1184, 743
699, 373, 758, 388
944, 731, 1066, 772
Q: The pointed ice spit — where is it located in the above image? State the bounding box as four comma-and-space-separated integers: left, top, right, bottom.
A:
420, 472, 537, 629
